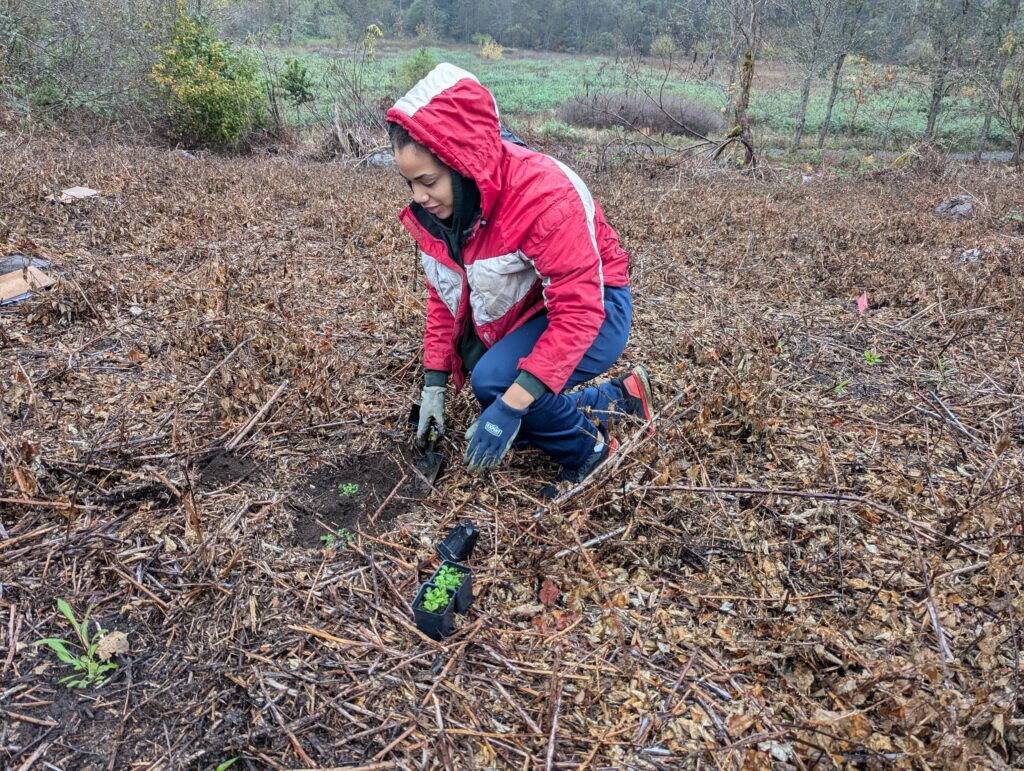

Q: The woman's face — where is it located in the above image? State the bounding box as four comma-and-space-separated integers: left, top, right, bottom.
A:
395, 142, 454, 220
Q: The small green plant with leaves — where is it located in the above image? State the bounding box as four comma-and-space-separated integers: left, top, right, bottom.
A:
420, 585, 451, 613
319, 527, 354, 548
434, 565, 464, 591
927, 358, 957, 389
34, 599, 118, 688
832, 378, 851, 396
862, 350, 882, 366
337, 482, 360, 497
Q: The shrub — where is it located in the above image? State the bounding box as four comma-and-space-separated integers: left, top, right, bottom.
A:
538, 119, 577, 142
559, 92, 725, 138
149, 4, 264, 148
280, 57, 315, 107
478, 35, 504, 61
649, 34, 677, 60
584, 32, 619, 54
395, 48, 438, 95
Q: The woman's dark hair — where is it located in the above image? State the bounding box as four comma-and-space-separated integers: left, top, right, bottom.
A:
387, 121, 419, 150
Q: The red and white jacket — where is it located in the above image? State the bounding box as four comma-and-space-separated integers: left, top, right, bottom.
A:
387, 64, 630, 394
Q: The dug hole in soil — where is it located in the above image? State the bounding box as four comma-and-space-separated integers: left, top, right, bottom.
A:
288, 446, 430, 546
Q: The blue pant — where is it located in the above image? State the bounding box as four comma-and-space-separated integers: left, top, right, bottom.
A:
469, 285, 632, 469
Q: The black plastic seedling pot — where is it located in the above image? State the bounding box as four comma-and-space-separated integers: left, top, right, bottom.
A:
431, 561, 473, 614
413, 582, 455, 640
436, 521, 479, 563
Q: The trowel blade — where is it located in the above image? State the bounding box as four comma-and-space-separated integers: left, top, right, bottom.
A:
409, 403, 444, 484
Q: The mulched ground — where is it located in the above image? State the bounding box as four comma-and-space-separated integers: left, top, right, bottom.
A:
1, 131, 1022, 769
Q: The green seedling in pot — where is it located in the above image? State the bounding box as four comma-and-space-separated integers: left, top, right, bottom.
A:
337, 482, 360, 497
34, 599, 120, 688
434, 565, 464, 591
421, 585, 451, 613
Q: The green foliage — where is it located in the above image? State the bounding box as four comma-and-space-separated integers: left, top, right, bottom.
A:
280, 57, 315, 107
320, 527, 355, 548
434, 565, 464, 591
337, 482, 360, 497
649, 34, 677, 59
863, 350, 882, 366
538, 119, 577, 141
396, 48, 438, 94
421, 585, 451, 613
832, 379, 851, 396
214, 760, 238, 771
927, 358, 957, 389
477, 35, 503, 61
34, 599, 119, 689
149, 4, 264, 147
583, 31, 619, 54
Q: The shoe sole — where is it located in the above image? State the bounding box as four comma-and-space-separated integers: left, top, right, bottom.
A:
624, 366, 654, 424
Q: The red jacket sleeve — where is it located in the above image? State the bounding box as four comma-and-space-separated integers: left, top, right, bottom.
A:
424, 282, 456, 373
517, 197, 605, 393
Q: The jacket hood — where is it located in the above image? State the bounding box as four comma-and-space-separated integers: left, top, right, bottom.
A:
387, 63, 503, 219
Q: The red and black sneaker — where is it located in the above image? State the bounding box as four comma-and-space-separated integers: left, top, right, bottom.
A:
611, 365, 655, 428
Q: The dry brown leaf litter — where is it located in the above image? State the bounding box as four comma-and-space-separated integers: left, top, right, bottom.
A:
1, 132, 1022, 769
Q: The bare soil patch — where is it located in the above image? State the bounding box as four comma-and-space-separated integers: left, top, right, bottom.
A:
289, 447, 430, 546
197, 448, 260, 487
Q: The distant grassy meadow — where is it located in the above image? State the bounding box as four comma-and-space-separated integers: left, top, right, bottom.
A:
269, 39, 1012, 154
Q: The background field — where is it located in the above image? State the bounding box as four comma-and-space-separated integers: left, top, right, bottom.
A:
268, 40, 1013, 154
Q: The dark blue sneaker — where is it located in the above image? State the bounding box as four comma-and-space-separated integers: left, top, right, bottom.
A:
539, 437, 618, 501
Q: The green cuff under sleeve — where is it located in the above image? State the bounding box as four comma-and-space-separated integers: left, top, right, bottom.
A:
424, 370, 449, 388
514, 370, 550, 399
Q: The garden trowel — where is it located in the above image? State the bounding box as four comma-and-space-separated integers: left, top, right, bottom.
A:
408, 403, 444, 485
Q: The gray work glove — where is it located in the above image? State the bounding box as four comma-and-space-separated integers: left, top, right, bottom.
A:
416, 385, 446, 450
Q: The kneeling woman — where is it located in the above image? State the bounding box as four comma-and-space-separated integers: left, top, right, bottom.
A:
387, 64, 653, 495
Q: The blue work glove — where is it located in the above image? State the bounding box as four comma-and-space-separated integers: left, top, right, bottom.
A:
464, 398, 528, 472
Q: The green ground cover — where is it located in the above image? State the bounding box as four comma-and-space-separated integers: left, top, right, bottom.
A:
268, 41, 1011, 153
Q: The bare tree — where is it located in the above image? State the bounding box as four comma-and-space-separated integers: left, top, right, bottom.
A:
972, 0, 1022, 159
723, 0, 768, 167
920, 0, 978, 144
815, 0, 878, 150
779, 0, 842, 149
980, 15, 1024, 166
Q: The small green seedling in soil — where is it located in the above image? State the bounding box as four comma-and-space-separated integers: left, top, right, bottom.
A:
421, 585, 451, 613
434, 565, 464, 591
337, 482, 360, 497
319, 528, 354, 548
34, 599, 118, 688
214, 760, 238, 771
862, 350, 882, 366
833, 379, 851, 396
927, 358, 956, 389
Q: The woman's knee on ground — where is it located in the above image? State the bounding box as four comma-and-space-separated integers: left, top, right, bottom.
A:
469, 360, 514, 406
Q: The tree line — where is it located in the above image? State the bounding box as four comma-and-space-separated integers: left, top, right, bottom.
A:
1, 0, 1023, 162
